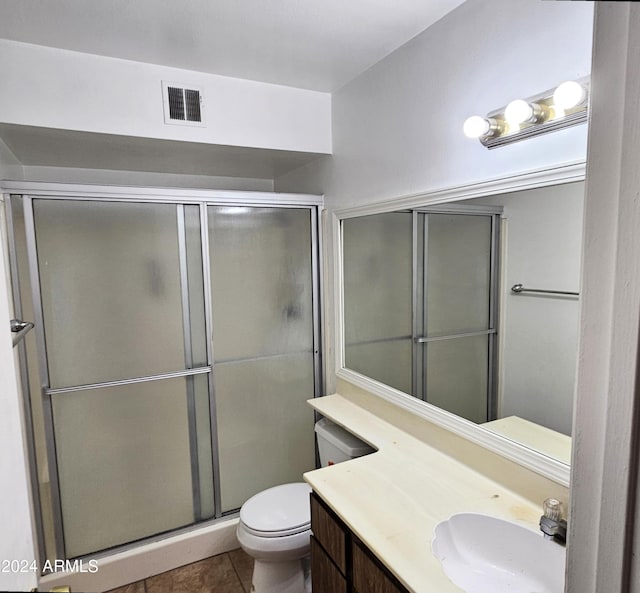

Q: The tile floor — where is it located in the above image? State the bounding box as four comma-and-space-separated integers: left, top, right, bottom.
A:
105, 548, 253, 593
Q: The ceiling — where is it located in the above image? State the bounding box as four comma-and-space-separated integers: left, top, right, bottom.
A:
0, 1, 466, 179
0, 0, 466, 92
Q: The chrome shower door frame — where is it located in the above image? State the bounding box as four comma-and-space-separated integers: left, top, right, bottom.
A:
7, 187, 323, 564
411, 205, 501, 423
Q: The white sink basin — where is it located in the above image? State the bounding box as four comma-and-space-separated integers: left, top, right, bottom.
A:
432, 513, 565, 593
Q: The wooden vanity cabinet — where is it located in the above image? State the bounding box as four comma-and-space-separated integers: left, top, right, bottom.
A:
311, 538, 348, 593
310, 490, 348, 593
310, 492, 409, 593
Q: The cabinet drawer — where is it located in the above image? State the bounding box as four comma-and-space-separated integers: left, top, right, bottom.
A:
310, 493, 347, 574
311, 536, 347, 593
353, 540, 407, 593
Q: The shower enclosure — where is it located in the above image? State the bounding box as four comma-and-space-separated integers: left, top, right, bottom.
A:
6, 187, 321, 563
342, 206, 499, 423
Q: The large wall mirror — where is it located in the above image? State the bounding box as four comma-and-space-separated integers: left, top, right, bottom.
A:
336, 169, 584, 481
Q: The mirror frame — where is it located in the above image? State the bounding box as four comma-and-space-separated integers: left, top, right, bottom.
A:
333, 161, 586, 486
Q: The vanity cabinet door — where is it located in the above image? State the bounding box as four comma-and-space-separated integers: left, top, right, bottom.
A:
352, 541, 407, 593
310, 492, 348, 574
311, 537, 347, 593
311, 491, 409, 593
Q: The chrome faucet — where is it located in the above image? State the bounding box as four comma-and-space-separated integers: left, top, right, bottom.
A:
540, 498, 567, 544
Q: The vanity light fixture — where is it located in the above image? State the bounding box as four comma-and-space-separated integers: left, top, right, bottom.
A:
462, 115, 503, 140
463, 77, 589, 148
504, 99, 545, 126
553, 80, 587, 110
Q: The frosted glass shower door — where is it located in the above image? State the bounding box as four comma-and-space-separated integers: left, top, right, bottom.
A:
342, 213, 413, 394
340, 209, 496, 422
208, 206, 317, 512
29, 199, 213, 558
417, 212, 495, 423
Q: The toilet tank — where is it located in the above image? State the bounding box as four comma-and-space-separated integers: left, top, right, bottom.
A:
314, 417, 375, 466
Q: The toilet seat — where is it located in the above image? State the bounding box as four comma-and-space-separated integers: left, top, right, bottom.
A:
240, 483, 311, 538
241, 521, 310, 538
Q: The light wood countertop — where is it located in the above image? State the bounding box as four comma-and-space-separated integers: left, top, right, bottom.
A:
304, 394, 550, 593
482, 416, 572, 465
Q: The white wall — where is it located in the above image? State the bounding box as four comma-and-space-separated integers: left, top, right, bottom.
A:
0, 39, 331, 154
471, 182, 584, 435
0, 198, 37, 591
276, 0, 593, 204
276, 0, 594, 394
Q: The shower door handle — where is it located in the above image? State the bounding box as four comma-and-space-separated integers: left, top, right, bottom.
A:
11, 319, 32, 332
10, 318, 34, 346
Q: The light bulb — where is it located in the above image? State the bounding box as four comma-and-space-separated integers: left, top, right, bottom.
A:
463, 115, 491, 139
504, 99, 535, 125
553, 80, 586, 110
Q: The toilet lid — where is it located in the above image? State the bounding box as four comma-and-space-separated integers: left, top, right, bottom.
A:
240, 483, 312, 537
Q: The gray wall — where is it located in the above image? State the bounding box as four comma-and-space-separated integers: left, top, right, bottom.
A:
0, 137, 23, 180
19, 166, 274, 191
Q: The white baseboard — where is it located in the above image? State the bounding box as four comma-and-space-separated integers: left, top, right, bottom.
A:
39, 518, 239, 593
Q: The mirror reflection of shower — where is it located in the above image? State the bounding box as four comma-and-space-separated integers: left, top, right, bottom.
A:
343, 207, 498, 424
341, 181, 584, 463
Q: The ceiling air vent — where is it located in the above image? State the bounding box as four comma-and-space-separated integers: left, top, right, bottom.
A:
162, 82, 205, 127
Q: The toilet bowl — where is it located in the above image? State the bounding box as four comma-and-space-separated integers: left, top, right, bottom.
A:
236, 482, 312, 593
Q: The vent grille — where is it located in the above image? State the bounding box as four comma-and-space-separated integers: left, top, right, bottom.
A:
167, 86, 186, 120
162, 82, 204, 126
184, 89, 201, 122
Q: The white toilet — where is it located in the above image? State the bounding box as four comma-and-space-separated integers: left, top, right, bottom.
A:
236, 418, 375, 593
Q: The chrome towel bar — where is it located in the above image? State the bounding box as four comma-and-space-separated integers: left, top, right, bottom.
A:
511, 283, 579, 297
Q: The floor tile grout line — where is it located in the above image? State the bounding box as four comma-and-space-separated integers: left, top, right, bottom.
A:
106, 551, 253, 593
227, 551, 249, 593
